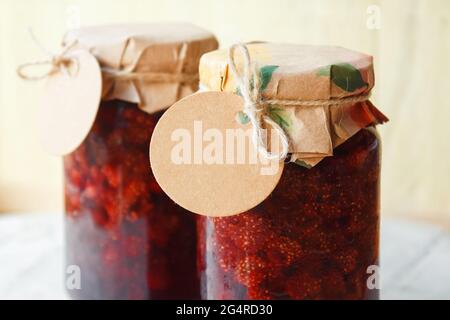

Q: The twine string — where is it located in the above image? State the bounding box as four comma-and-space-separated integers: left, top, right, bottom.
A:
264, 93, 371, 106
228, 44, 290, 161
101, 68, 199, 83
17, 30, 198, 83
17, 29, 79, 81
227, 43, 371, 161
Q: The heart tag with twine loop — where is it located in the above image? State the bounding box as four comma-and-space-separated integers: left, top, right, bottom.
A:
17, 37, 102, 155
17, 25, 218, 156
38, 50, 102, 155
150, 44, 289, 217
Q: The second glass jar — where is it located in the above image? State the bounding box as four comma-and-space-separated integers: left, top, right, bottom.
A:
197, 128, 380, 300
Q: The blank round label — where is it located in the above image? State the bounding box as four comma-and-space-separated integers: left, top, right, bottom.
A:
149, 91, 284, 217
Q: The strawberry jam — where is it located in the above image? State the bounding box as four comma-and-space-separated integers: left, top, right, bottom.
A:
197, 128, 380, 300
64, 100, 199, 299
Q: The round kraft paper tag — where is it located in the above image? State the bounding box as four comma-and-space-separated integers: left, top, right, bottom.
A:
149, 91, 285, 217
38, 49, 102, 155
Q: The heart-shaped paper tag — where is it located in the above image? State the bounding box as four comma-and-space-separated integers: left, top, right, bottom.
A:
149, 91, 284, 217
38, 50, 102, 155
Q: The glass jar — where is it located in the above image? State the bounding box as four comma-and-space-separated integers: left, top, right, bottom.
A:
195, 43, 387, 300
61, 24, 218, 299
65, 100, 199, 299
197, 128, 380, 300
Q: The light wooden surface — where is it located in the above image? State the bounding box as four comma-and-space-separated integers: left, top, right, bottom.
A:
0, 212, 449, 300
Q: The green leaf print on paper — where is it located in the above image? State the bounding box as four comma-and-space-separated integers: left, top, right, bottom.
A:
294, 159, 313, 169
267, 105, 291, 131
235, 78, 255, 96
234, 65, 278, 94
317, 65, 331, 77
318, 63, 367, 92
236, 111, 250, 125
234, 65, 279, 126
259, 65, 279, 91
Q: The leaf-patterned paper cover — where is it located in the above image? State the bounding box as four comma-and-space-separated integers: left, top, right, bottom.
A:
199, 42, 388, 167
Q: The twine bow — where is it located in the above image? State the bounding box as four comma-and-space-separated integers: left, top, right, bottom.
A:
16, 30, 79, 81
17, 30, 198, 84
228, 44, 290, 161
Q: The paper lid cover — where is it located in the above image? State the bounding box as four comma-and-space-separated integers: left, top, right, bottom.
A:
199, 42, 374, 101
199, 42, 387, 167
65, 23, 219, 114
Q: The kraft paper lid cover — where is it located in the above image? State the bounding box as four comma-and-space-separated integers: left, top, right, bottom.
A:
199, 42, 374, 100
199, 42, 387, 167
65, 23, 219, 114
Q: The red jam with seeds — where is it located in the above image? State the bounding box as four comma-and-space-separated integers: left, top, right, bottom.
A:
64, 100, 199, 299
197, 128, 380, 300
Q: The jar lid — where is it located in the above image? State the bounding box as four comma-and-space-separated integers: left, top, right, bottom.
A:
65, 23, 218, 114
199, 42, 387, 167
200, 42, 373, 100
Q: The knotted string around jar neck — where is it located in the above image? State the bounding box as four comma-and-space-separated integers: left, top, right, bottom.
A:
228, 44, 290, 161
16, 29, 198, 84
227, 43, 373, 162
